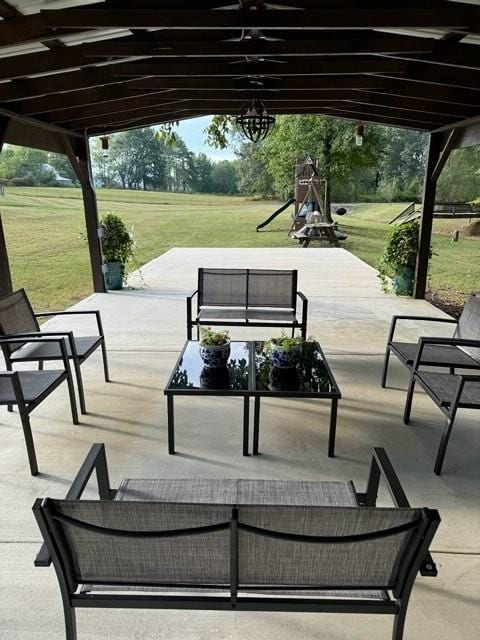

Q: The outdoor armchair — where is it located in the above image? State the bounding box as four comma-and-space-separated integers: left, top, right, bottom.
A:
34, 444, 439, 640
381, 294, 480, 388
403, 336, 480, 475
0, 335, 78, 475
0, 289, 110, 414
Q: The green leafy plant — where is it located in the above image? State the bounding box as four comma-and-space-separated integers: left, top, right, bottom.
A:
100, 212, 135, 266
264, 332, 304, 351
200, 327, 230, 346
377, 221, 423, 293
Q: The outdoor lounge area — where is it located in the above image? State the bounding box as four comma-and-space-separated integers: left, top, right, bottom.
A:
0, 1, 479, 639
1, 248, 479, 640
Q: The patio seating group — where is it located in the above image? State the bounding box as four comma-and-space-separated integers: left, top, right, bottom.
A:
2, 270, 480, 640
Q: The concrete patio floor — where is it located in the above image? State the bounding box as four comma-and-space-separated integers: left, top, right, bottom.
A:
1, 248, 479, 640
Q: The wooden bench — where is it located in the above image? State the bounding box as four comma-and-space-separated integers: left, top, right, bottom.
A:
34, 444, 439, 640
186, 268, 308, 340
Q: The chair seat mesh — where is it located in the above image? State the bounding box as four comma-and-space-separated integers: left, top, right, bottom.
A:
417, 371, 480, 407
11, 336, 101, 362
0, 370, 64, 404
391, 342, 478, 368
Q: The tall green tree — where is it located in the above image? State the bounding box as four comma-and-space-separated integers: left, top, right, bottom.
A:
211, 160, 238, 194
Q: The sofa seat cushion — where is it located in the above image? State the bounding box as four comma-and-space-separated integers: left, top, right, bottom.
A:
115, 478, 359, 507
198, 308, 246, 321
80, 583, 389, 601
246, 309, 296, 322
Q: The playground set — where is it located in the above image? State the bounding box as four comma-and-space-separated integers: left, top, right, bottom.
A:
256, 156, 346, 246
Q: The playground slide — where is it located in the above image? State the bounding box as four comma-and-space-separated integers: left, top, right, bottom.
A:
256, 197, 295, 231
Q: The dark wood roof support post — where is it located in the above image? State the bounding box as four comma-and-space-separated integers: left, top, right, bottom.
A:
0, 116, 12, 298
0, 213, 12, 298
413, 131, 445, 299
59, 133, 106, 293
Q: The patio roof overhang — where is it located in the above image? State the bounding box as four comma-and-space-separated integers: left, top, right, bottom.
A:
0, 0, 479, 299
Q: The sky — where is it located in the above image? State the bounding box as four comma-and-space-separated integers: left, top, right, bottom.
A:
174, 116, 236, 162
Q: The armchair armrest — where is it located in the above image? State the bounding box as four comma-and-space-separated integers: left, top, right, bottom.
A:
387, 315, 457, 344
296, 291, 308, 337
363, 448, 437, 577
34, 443, 112, 567
186, 290, 199, 336
34, 309, 105, 337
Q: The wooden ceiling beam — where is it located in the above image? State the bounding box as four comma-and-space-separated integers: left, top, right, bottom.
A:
347, 94, 477, 120
41, 8, 478, 31
0, 37, 429, 83
109, 58, 405, 77
25, 89, 368, 117
319, 103, 445, 127
0, 73, 385, 104
375, 62, 480, 91
62, 98, 449, 131
57, 99, 371, 128
316, 107, 433, 131
364, 79, 480, 108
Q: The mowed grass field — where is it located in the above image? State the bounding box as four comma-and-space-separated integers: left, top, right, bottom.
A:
1, 186, 478, 310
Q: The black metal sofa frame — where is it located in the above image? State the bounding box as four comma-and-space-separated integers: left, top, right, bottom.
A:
34, 444, 439, 640
186, 268, 308, 340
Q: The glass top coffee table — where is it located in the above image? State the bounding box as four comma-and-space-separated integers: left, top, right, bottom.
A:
164, 340, 341, 457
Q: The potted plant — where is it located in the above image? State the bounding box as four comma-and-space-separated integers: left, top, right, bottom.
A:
100, 212, 135, 290
199, 327, 231, 368
265, 333, 304, 369
378, 221, 425, 296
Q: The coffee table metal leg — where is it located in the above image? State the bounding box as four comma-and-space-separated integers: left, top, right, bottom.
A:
243, 395, 250, 456
167, 394, 175, 454
328, 398, 338, 458
253, 396, 260, 455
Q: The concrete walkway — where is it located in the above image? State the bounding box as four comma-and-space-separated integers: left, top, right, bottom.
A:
1, 248, 478, 639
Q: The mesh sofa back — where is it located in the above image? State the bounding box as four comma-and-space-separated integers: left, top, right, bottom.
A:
199, 269, 247, 307
49, 500, 421, 591
51, 500, 231, 585
455, 295, 480, 362
238, 506, 420, 589
0, 289, 38, 354
198, 269, 296, 309
247, 270, 296, 308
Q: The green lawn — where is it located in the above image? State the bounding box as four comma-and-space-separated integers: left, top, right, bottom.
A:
1, 187, 478, 310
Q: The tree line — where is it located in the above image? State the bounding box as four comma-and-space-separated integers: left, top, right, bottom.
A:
0, 115, 478, 204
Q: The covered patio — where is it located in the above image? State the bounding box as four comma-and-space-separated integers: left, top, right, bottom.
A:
1, 248, 479, 639
0, 2, 479, 639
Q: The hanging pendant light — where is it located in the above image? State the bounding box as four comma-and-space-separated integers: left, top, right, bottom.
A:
236, 97, 275, 143
100, 135, 110, 157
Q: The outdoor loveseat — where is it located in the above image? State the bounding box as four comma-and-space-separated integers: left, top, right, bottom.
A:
34, 444, 439, 640
186, 268, 308, 339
